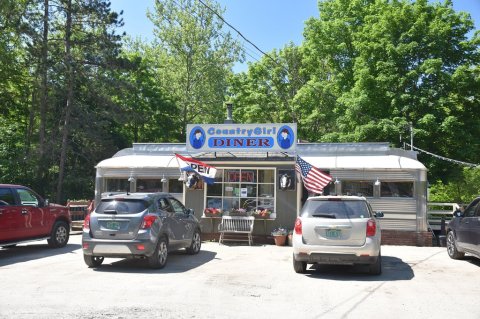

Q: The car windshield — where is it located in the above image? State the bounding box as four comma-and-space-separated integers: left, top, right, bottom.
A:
301, 200, 370, 219
96, 199, 148, 214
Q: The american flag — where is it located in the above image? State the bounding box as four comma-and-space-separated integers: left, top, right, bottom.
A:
295, 156, 332, 194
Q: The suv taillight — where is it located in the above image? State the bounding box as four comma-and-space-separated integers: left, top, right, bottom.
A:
141, 215, 157, 229
83, 214, 90, 230
294, 218, 302, 235
366, 219, 376, 237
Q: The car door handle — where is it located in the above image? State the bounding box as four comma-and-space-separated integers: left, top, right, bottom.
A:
21, 209, 28, 215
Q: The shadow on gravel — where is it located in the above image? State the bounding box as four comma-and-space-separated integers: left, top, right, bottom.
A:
465, 256, 480, 267
90, 249, 217, 274
0, 242, 81, 267
304, 255, 414, 281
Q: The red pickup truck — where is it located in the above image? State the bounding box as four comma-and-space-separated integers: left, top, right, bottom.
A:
0, 184, 71, 248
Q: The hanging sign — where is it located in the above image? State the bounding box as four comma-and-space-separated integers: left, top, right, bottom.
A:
186, 123, 297, 152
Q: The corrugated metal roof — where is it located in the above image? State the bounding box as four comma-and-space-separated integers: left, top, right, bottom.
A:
98, 142, 425, 170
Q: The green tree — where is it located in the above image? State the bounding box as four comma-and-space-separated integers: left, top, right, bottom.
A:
429, 167, 480, 203
114, 38, 180, 143
229, 43, 338, 141
303, 0, 480, 181
147, 0, 243, 137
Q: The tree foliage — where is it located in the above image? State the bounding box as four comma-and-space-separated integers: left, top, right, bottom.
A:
429, 167, 480, 203
230, 0, 480, 189
0, 0, 479, 203
147, 0, 243, 137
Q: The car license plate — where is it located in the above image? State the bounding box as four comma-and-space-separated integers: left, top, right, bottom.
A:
326, 229, 341, 239
105, 221, 120, 230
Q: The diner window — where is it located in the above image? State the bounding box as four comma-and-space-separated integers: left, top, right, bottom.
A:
381, 182, 414, 198
206, 168, 275, 217
342, 181, 374, 197
105, 178, 129, 193
168, 179, 183, 193
322, 182, 337, 196
136, 179, 162, 192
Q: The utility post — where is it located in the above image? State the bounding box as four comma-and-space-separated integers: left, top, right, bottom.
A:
409, 122, 413, 151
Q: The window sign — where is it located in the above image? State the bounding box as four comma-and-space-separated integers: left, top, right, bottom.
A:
205, 168, 276, 219
241, 188, 248, 197
186, 123, 297, 152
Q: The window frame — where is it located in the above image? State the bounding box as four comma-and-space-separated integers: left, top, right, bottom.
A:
204, 167, 277, 216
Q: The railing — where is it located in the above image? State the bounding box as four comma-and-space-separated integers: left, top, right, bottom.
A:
427, 202, 460, 231
67, 201, 91, 230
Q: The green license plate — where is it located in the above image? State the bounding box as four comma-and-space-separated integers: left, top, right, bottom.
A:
326, 229, 341, 239
105, 221, 120, 230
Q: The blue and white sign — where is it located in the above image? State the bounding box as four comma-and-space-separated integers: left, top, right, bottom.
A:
186, 123, 297, 152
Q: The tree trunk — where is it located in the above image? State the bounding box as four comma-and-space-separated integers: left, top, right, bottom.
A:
38, 0, 49, 185
57, 0, 73, 203
39, 0, 48, 157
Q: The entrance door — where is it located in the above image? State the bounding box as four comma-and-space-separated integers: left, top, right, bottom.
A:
0, 187, 20, 242
14, 188, 48, 237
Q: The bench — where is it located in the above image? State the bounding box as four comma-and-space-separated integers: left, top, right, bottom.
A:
218, 216, 255, 246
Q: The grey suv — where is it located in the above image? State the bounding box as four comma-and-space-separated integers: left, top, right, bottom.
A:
82, 192, 201, 269
292, 196, 383, 275
446, 196, 480, 260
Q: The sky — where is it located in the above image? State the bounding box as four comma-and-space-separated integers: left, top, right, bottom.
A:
110, 0, 480, 72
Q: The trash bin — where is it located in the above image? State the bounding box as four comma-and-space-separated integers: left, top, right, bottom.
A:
438, 235, 446, 247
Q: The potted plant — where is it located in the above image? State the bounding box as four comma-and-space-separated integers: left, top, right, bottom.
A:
203, 207, 222, 217
271, 227, 288, 246
253, 209, 272, 219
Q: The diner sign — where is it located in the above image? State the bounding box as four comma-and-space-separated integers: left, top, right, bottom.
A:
186, 123, 297, 152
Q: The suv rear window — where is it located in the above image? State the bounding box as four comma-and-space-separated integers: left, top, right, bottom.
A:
301, 200, 370, 219
96, 199, 148, 214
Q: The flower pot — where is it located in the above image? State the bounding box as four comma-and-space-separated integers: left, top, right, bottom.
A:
273, 235, 287, 246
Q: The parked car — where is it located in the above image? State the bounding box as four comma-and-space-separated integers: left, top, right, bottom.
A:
0, 184, 71, 248
292, 196, 383, 275
446, 196, 480, 260
82, 192, 202, 269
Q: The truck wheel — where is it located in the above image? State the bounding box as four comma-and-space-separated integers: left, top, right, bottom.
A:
47, 221, 70, 248
186, 230, 201, 255
148, 237, 168, 269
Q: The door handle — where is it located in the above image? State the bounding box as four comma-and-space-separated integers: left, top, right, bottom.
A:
21, 209, 28, 215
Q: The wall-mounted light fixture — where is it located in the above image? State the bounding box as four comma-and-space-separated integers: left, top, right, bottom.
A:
374, 178, 381, 186
334, 178, 341, 185
161, 174, 167, 183
128, 176, 136, 183
178, 172, 186, 182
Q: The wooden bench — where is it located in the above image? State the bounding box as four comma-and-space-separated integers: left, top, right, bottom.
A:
218, 216, 255, 246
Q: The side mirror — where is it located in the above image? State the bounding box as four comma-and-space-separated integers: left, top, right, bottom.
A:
186, 208, 194, 215
453, 210, 463, 218
374, 211, 384, 218
44, 199, 49, 207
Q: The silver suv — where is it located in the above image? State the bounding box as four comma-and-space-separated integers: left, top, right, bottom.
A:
82, 192, 201, 269
292, 196, 383, 275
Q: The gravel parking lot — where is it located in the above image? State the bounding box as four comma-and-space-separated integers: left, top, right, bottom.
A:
1, 233, 479, 319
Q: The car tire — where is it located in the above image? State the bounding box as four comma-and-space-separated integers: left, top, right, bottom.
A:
369, 253, 382, 275
148, 237, 168, 269
293, 254, 306, 273
47, 221, 70, 248
84, 255, 104, 268
447, 231, 464, 259
186, 230, 201, 255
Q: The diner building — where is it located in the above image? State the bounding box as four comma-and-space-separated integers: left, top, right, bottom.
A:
94, 123, 431, 246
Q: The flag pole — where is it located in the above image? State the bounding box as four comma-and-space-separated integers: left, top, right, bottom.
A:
295, 152, 302, 216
